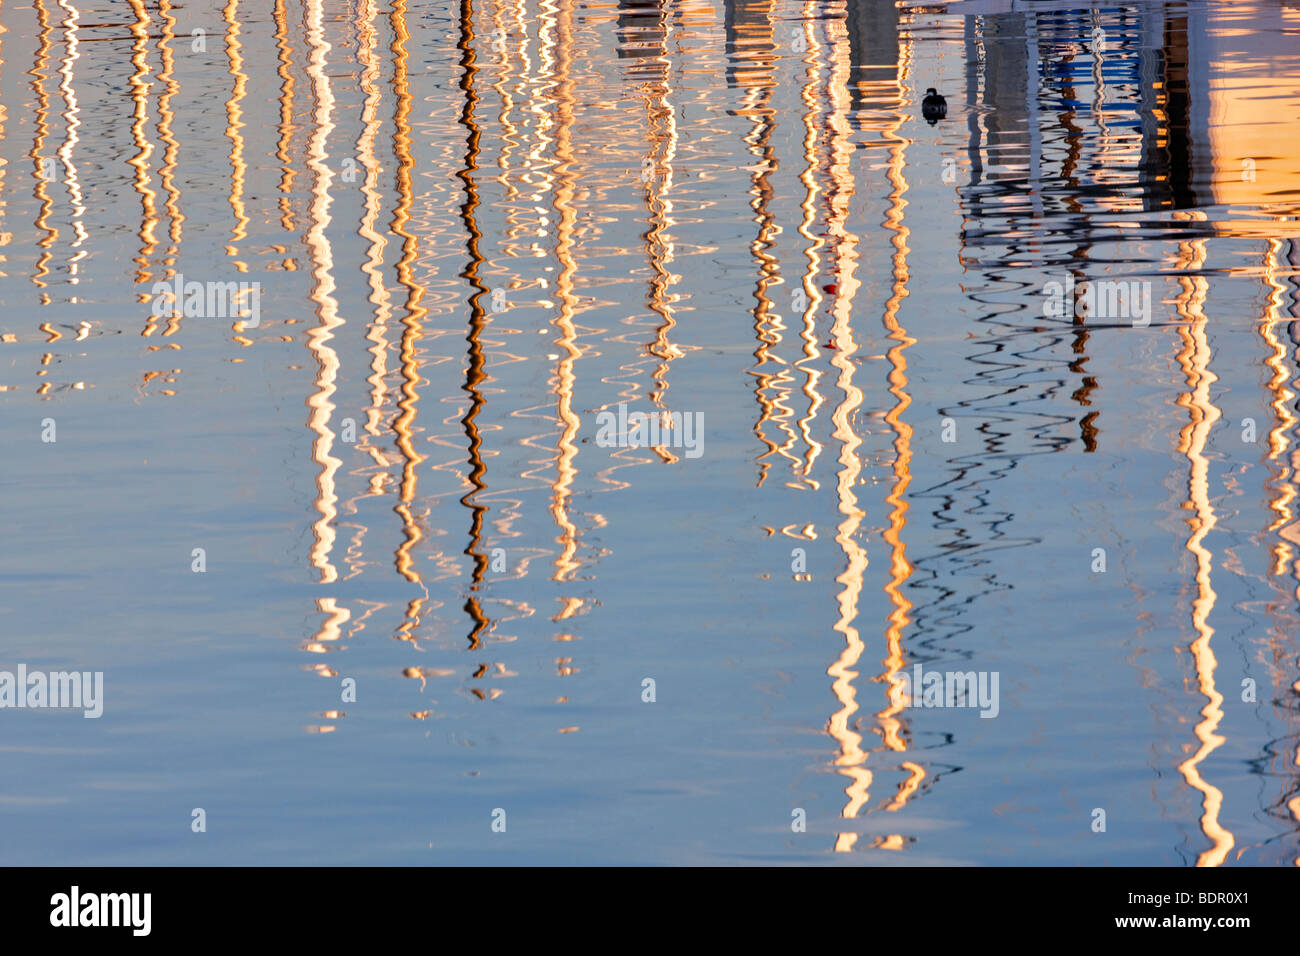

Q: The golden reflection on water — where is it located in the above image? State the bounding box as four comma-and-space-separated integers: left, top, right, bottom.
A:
1261, 240, 1296, 579
28, 0, 55, 292
55, 0, 85, 292
6, 0, 1300, 864
454, 0, 493, 651
274, 0, 299, 233
739, 5, 789, 488
126, 0, 157, 286
1172, 214, 1233, 866
351, 0, 396, 582
544, 0, 584, 597
223, 0, 249, 263
153, 0, 183, 339
303, 0, 342, 585
389, 0, 429, 588
1252, 238, 1300, 865
876, 43, 923, 823
792, 0, 826, 489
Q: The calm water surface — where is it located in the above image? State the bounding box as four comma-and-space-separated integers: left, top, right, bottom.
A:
2, 0, 1300, 865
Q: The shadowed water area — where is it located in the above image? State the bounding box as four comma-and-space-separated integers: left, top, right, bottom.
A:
2, 0, 1300, 865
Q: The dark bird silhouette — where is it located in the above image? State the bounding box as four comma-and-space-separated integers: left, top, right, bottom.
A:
921, 88, 947, 124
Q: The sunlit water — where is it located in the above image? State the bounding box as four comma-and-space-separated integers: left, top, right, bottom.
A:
2, 0, 1300, 865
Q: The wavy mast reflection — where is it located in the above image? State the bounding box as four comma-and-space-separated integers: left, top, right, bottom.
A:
638, 0, 683, 464
455, 0, 493, 653
792, 1, 825, 489
28, 0, 56, 292
876, 38, 922, 824
733, 0, 802, 487
1171, 214, 1233, 867
125, 0, 158, 285
543, 0, 585, 597
390, 0, 430, 593
224, 0, 249, 266
542, 0, 587, 713
336, 0, 391, 585
1252, 237, 1300, 864
790, 5, 871, 852
151, 0, 183, 338
357, 0, 395, 474
303, 0, 343, 586
54, 0, 86, 299
274, 0, 299, 232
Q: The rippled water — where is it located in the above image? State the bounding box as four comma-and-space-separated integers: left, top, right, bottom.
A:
2, 0, 1300, 865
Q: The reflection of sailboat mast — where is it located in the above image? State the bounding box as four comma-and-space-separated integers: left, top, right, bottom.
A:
731, 0, 798, 487
56, 0, 87, 296
273, 0, 299, 232
125, 0, 158, 286
604, 0, 683, 470
644, 3, 680, 456
357, 0, 394, 448
792, 1, 825, 485
1262, 241, 1297, 579
1254, 237, 1300, 864
456, 0, 492, 651
877, 44, 923, 821
389, 0, 429, 588
1288, 242, 1300, 867
544, 0, 587, 707
29, 0, 59, 303
135, 0, 182, 339
223, 0, 249, 264
334, 0, 396, 584
1171, 216, 1233, 867
813, 10, 870, 853
30, 0, 57, 293
1052, 27, 1100, 450
303, 0, 342, 585
547, 0, 583, 591
154, 0, 183, 342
